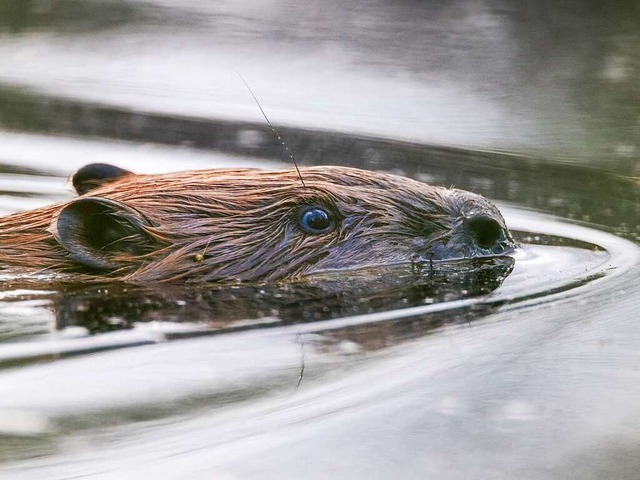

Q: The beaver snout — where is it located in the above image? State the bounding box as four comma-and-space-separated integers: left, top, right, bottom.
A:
420, 212, 515, 261
465, 215, 504, 250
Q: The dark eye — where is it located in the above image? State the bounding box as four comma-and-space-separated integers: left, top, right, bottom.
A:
299, 207, 335, 235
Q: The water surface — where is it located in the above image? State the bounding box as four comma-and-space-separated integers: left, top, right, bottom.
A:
1, 2, 640, 479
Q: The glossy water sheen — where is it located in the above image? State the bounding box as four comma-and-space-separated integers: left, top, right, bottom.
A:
1, 2, 640, 479
0, 139, 638, 480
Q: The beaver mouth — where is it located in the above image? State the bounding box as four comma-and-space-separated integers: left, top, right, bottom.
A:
417, 214, 516, 262
419, 239, 515, 262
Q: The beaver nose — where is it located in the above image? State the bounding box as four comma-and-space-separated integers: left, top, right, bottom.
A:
466, 215, 503, 249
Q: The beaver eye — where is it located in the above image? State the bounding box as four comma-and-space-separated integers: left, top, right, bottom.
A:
299, 207, 335, 235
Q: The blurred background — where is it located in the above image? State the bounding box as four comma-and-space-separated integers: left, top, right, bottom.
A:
1, 0, 639, 171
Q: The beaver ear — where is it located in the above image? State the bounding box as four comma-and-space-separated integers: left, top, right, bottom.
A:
50, 197, 154, 271
72, 163, 133, 195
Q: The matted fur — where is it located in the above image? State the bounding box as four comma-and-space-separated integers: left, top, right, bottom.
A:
0, 166, 514, 283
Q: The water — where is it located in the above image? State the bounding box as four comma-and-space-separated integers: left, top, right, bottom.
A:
1, 2, 640, 479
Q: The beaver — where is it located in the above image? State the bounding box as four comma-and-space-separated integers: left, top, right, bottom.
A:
0, 163, 515, 283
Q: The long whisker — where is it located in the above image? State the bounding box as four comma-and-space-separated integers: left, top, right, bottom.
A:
238, 74, 306, 188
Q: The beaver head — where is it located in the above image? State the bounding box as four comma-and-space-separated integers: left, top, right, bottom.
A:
0, 164, 515, 283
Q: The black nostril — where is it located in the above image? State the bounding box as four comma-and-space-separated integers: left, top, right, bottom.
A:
466, 215, 502, 249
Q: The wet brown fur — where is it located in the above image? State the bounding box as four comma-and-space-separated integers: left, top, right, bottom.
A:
0, 166, 512, 283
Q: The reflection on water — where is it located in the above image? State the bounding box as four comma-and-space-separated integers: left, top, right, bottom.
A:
51, 259, 513, 329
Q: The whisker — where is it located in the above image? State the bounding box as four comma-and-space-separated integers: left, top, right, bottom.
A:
238, 74, 306, 188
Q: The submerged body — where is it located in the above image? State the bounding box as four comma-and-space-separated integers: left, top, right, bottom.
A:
0, 164, 514, 283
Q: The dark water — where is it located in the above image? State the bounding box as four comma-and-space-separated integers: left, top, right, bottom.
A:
1, 1, 640, 479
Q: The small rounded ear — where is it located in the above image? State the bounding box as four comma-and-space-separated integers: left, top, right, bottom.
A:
50, 198, 155, 271
72, 163, 133, 195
